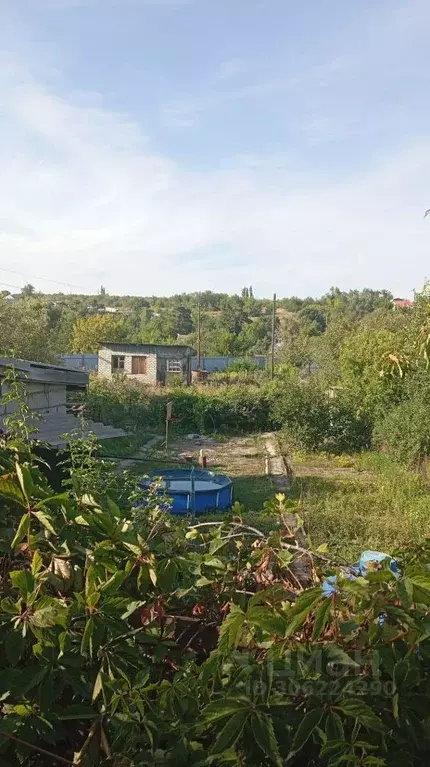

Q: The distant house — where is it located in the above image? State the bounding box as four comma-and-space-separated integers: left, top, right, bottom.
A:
98, 343, 193, 385
103, 307, 132, 315
0, 357, 125, 447
392, 298, 413, 309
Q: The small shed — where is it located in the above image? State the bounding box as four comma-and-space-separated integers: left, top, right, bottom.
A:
0, 357, 126, 447
98, 343, 193, 385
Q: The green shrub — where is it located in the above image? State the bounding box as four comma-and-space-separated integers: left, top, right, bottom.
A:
224, 358, 263, 372
86, 377, 272, 435
271, 378, 371, 453
373, 390, 430, 466
3, 439, 430, 764
2, 381, 430, 765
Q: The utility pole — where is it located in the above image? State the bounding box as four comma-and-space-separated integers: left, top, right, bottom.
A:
271, 292, 276, 380
197, 303, 201, 369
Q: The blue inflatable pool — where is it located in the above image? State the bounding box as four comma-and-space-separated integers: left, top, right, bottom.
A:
139, 468, 233, 515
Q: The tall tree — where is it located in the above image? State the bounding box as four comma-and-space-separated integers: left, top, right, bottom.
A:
70, 315, 127, 353
21, 283, 36, 297
0, 298, 54, 362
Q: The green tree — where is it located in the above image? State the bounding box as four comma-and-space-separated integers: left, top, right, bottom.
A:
0, 298, 54, 362
21, 283, 36, 297
339, 325, 402, 414
168, 304, 194, 336
70, 314, 127, 353
220, 296, 250, 335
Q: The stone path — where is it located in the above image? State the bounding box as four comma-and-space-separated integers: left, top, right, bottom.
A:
262, 432, 291, 489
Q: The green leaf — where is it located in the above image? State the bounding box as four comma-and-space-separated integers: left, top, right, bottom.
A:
31, 550, 43, 575
277, 550, 294, 567
336, 699, 386, 732
204, 556, 227, 569
5, 632, 25, 666
203, 698, 251, 723
106, 496, 122, 518
219, 605, 245, 652
409, 574, 430, 591
209, 538, 228, 555
80, 494, 100, 508
33, 510, 56, 534
157, 559, 177, 591
248, 607, 286, 635
20, 666, 48, 695
15, 463, 33, 501
81, 617, 95, 658
34, 492, 70, 509
196, 576, 214, 587
29, 597, 68, 628
284, 589, 323, 638
312, 598, 332, 640
396, 577, 413, 607
100, 571, 128, 595
251, 711, 282, 766
323, 645, 359, 669
0, 479, 26, 506
1, 597, 21, 615
316, 543, 329, 553
325, 712, 344, 742
57, 705, 97, 721
10, 569, 35, 598
288, 708, 324, 758
11, 513, 30, 549
85, 565, 98, 598
92, 668, 103, 702
210, 712, 247, 754
393, 659, 410, 690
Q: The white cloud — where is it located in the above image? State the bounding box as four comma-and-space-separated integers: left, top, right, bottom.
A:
0, 52, 429, 298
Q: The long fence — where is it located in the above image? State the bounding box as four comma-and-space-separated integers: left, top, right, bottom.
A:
59, 354, 266, 373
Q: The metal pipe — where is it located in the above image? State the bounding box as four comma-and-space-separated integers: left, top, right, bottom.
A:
190, 464, 196, 518
271, 292, 276, 380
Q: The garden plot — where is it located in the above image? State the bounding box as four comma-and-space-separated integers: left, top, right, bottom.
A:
168, 434, 276, 510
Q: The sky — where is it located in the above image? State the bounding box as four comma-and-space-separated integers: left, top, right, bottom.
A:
0, 0, 429, 298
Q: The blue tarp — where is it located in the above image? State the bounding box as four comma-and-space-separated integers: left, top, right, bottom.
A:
322, 550, 400, 598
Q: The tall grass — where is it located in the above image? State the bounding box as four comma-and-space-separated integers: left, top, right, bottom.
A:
291, 451, 430, 561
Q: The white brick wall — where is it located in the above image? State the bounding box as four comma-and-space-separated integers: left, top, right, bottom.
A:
98, 347, 158, 383
97, 345, 192, 384
0, 382, 67, 416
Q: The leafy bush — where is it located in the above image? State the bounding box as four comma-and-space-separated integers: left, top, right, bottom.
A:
224, 358, 264, 373
2, 443, 430, 764
86, 377, 272, 435
270, 378, 371, 453
2, 408, 430, 763
373, 389, 430, 467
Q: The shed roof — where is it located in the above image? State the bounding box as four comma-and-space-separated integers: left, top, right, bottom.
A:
0, 357, 88, 390
0, 412, 126, 448
99, 342, 193, 353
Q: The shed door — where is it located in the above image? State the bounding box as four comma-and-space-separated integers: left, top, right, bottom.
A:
132, 356, 147, 375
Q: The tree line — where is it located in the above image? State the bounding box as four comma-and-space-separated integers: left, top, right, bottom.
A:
0, 284, 394, 360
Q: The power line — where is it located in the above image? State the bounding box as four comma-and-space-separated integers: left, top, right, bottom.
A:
0, 267, 87, 291
0, 280, 22, 291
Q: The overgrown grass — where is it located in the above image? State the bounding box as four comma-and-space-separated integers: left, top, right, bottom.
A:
231, 474, 274, 510
98, 433, 156, 457
289, 450, 430, 561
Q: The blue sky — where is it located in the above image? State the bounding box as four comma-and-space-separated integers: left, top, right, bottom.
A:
0, 0, 429, 297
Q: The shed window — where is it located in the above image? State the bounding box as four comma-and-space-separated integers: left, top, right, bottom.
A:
166, 359, 182, 373
131, 356, 147, 375
112, 355, 125, 372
